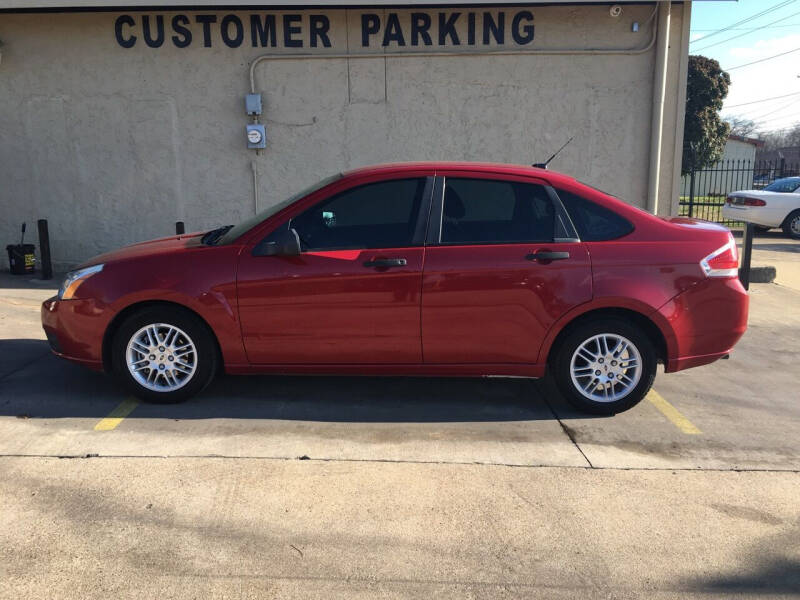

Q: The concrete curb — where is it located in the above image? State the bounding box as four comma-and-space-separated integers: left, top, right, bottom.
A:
746, 266, 777, 284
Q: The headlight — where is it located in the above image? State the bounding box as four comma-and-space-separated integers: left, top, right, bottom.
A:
58, 264, 104, 300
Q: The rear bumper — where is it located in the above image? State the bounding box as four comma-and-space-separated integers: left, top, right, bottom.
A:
659, 277, 748, 373
721, 204, 781, 228
41, 296, 106, 371
667, 351, 730, 373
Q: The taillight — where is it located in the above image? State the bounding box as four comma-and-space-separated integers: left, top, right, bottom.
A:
727, 196, 766, 206
700, 238, 739, 278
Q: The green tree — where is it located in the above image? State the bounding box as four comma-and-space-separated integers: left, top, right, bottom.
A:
682, 55, 730, 174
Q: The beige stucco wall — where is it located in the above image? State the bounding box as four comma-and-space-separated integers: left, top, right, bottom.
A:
0, 3, 687, 269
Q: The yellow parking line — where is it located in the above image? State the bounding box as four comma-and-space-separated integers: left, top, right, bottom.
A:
647, 390, 702, 435
94, 398, 139, 431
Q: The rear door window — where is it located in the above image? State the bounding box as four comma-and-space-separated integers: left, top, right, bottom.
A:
555, 189, 633, 241
440, 178, 555, 244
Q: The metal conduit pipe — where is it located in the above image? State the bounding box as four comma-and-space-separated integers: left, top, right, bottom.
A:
248, 8, 659, 94
647, 2, 671, 215
245, 5, 661, 214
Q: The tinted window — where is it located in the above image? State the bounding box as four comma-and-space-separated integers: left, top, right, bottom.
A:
290, 178, 426, 251
555, 189, 633, 241
441, 178, 555, 244
218, 173, 342, 245
763, 178, 800, 193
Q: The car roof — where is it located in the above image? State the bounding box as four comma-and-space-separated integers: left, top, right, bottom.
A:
342, 161, 577, 186
772, 176, 800, 183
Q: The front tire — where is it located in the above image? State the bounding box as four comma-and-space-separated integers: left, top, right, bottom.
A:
782, 210, 800, 240
111, 306, 218, 403
551, 318, 657, 415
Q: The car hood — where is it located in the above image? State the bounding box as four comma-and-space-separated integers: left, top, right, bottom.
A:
75, 232, 205, 270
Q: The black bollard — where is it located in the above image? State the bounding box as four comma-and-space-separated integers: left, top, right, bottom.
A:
37, 219, 53, 280
739, 222, 753, 291
176, 221, 185, 235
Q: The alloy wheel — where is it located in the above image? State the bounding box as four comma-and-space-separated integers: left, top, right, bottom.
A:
125, 323, 197, 392
569, 333, 642, 403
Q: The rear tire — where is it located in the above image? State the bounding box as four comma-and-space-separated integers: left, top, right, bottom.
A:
551, 318, 657, 415
111, 306, 218, 403
782, 210, 800, 240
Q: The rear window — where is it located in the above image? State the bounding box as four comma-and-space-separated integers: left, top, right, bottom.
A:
763, 178, 800, 193
555, 189, 633, 241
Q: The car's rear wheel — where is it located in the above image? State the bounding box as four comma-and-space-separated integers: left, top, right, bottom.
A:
111, 306, 217, 403
782, 209, 800, 240
551, 318, 656, 415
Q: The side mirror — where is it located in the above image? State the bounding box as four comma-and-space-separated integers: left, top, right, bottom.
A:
253, 228, 302, 257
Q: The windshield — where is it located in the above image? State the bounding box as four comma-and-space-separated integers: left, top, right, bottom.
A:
215, 173, 343, 245
763, 178, 800, 193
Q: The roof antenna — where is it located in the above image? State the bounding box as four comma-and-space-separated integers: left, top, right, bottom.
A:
533, 136, 574, 169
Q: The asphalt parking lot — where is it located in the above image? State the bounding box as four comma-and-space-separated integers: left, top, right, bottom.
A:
1, 265, 799, 599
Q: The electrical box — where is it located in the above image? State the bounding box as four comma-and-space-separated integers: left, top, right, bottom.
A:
246, 124, 267, 149
245, 93, 262, 116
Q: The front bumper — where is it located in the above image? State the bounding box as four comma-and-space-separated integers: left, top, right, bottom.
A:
41, 296, 108, 371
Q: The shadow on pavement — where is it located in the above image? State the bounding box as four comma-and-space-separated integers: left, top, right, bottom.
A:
0, 338, 600, 424
0, 339, 53, 379
684, 524, 800, 595
0, 271, 60, 290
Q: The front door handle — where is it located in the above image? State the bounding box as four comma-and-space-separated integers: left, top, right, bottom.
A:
526, 251, 570, 262
363, 258, 407, 268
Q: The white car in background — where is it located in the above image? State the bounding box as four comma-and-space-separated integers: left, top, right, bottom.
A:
723, 177, 800, 239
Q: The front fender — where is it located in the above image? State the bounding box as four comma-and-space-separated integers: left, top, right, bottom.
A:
78, 245, 248, 369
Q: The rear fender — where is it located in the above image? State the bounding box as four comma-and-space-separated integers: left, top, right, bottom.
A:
536, 297, 677, 365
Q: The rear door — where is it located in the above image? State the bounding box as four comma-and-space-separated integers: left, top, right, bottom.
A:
237, 176, 433, 364
421, 173, 592, 364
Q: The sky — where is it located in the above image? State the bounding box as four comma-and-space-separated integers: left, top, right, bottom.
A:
690, 0, 800, 135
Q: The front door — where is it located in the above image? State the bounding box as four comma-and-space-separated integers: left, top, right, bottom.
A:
237, 177, 431, 364
421, 174, 592, 364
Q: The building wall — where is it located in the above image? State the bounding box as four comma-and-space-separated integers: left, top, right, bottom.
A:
0, 3, 686, 268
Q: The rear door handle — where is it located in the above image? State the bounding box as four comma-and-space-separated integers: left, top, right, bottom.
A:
526, 251, 570, 262
363, 258, 407, 268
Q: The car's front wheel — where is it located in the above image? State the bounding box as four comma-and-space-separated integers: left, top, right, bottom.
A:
551, 318, 657, 415
782, 209, 800, 240
112, 306, 218, 403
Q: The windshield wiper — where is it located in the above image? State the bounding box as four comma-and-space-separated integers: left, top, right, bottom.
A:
201, 225, 233, 246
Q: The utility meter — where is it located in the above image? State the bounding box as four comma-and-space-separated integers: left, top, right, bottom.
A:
246, 124, 267, 149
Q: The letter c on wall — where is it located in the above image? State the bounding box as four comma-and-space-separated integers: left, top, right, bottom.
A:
115, 15, 137, 48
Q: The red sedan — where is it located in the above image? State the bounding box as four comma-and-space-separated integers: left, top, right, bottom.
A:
42, 162, 748, 414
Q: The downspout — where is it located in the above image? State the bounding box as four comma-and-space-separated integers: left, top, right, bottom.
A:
647, 1, 671, 214
669, 1, 692, 216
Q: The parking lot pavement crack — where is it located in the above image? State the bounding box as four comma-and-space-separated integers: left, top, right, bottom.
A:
0, 453, 799, 472
553, 420, 594, 468
538, 386, 595, 469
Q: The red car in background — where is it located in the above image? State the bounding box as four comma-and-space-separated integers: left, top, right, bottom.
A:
42, 162, 748, 415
